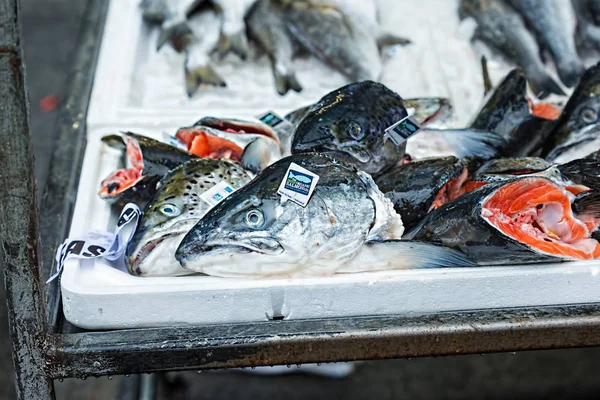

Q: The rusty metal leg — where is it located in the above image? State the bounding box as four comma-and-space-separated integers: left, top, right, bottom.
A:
0, 0, 55, 398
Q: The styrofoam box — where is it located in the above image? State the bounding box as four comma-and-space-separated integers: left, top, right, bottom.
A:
62, 0, 600, 330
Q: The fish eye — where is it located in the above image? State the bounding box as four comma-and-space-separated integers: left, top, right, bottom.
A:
159, 203, 181, 217
582, 107, 598, 124
346, 122, 364, 140
245, 209, 264, 229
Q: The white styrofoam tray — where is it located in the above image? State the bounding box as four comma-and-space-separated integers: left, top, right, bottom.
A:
62, 0, 600, 330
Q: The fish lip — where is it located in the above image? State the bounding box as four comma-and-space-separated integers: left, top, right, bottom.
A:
128, 230, 186, 273
177, 237, 284, 260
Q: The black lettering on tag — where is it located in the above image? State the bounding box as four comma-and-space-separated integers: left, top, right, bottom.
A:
82, 245, 106, 257
64, 240, 85, 257
118, 209, 137, 227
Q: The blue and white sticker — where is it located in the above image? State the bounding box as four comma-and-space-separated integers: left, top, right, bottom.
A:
277, 162, 320, 207
200, 181, 236, 208
48, 203, 141, 283
384, 115, 422, 146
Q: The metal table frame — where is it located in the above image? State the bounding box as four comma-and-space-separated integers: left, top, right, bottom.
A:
2, 0, 600, 398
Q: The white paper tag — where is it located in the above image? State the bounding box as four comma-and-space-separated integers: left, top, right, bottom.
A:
199, 181, 236, 207
384, 115, 422, 146
277, 163, 320, 207
256, 111, 292, 130
162, 132, 188, 150
47, 204, 141, 283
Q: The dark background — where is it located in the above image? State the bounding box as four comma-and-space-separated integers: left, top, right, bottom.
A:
2, 0, 600, 398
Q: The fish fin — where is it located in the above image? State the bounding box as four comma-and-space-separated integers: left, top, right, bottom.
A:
573, 191, 600, 218
527, 74, 566, 99
349, 240, 477, 270
241, 137, 280, 174
185, 64, 227, 97
273, 68, 303, 96
376, 33, 412, 50
481, 55, 492, 96
586, 150, 600, 161
157, 21, 193, 52
216, 31, 249, 60
556, 59, 586, 88
101, 134, 126, 150
425, 129, 507, 159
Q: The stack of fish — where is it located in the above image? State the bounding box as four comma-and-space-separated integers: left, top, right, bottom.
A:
140, 0, 410, 96
98, 62, 600, 279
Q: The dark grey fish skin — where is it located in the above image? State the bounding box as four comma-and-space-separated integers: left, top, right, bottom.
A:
507, 0, 584, 88
246, 0, 302, 95
472, 156, 597, 190
99, 133, 196, 207
470, 69, 557, 157
281, 1, 377, 82
284, 104, 312, 126
405, 178, 571, 265
375, 157, 476, 232
291, 81, 408, 176
543, 62, 600, 163
475, 157, 553, 176
460, 0, 565, 98
572, 0, 600, 52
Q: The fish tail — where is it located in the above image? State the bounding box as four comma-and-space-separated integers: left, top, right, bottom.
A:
273, 68, 303, 96
573, 191, 600, 219
527, 73, 566, 99
157, 21, 193, 52
217, 31, 249, 60
351, 240, 477, 270
185, 65, 227, 97
556, 59, 586, 88
427, 129, 507, 159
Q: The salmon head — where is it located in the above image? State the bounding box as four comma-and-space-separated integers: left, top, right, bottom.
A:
409, 177, 600, 265
99, 132, 195, 207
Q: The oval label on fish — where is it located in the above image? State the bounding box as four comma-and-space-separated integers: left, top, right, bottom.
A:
277, 162, 320, 207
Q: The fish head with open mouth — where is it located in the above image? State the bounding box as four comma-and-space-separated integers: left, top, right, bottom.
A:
126, 158, 252, 276
98, 132, 195, 206
544, 62, 600, 163
175, 152, 404, 278
176, 116, 282, 162
291, 81, 408, 176
409, 177, 600, 264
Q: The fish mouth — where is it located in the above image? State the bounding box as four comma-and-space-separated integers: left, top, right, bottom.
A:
193, 117, 281, 144
99, 136, 145, 198
429, 168, 488, 210
177, 236, 283, 261
128, 232, 180, 274
527, 98, 562, 120
176, 127, 245, 162
482, 178, 600, 260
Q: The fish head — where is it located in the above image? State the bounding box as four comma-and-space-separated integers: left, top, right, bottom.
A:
546, 63, 600, 161
291, 81, 408, 175
176, 117, 283, 167
481, 177, 600, 260
126, 158, 251, 276
98, 132, 194, 206
403, 97, 454, 127
175, 153, 400, 277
